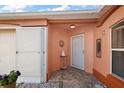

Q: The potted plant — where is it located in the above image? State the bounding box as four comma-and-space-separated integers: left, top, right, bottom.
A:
0, 70, 21, 88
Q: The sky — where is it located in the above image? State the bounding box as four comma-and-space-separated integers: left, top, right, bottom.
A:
0, 5, 101, 13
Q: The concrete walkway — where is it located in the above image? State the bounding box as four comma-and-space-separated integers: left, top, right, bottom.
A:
49, 67, 106, 88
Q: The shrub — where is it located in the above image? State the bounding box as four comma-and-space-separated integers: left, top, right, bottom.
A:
0, 70, 21, 86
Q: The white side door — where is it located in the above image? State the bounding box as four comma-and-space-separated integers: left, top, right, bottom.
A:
0, 30, 16, 74
71, 34, 84, 70
16, 27, 46, 83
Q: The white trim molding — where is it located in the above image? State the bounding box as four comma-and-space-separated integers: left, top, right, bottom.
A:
110, 22, 124, 81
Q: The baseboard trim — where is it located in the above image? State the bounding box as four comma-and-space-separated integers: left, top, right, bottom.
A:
107, 74, 124, 88
93, 69, 124, 88
93, 69, 109, 87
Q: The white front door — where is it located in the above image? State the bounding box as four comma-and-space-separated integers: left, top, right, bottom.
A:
71, 34, 84, 70
16, 27, 46, 83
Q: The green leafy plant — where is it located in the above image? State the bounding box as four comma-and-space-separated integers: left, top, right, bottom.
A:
0, 70, 21, 86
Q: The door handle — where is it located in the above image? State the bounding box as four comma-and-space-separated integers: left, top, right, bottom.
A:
16, 51, 18, 54
43, 51, 45, 54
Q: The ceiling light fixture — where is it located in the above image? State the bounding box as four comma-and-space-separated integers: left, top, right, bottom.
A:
70, 24, 76, 29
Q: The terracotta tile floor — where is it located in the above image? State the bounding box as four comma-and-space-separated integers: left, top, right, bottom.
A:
49, 67, 106, 88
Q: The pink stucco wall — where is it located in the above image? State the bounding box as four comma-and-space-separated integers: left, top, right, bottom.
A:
48, 24, 70, 73
94, 6, 124, 77
0, 19, 47, 26
48, 23, 96, 74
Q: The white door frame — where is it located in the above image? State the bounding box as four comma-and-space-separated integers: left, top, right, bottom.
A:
70, 34, 85, 70
0, 27, 48, 83
42, 27, 48, 82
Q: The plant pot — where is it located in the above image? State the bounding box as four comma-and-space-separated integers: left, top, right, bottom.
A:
0, 82, 16, 88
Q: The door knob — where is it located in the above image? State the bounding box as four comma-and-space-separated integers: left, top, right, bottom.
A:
16, 51, 19, 54
43, 51, 45, 54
